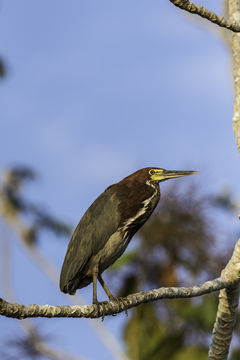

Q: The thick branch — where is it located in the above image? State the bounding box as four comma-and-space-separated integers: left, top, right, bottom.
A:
208, 239, 240, 360
169, 0, 240, 32
0, 278, 229, 319
228, 0, 240, 153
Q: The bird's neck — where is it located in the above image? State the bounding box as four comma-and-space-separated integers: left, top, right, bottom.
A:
118, 179, 160, 233
142, 181, 160, 216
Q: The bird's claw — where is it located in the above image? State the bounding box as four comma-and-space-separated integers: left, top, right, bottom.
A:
93, 301, 109, 321
119, 297, 129, 317
93, 300, 101, 318
110, 297, 129, 317
93, 297, 129, 319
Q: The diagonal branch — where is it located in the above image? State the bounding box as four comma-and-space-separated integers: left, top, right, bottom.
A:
169, 0, 240, 32
0, 278, 230, 319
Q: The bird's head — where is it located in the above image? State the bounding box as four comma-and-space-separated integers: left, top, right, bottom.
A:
147, 167, 197, 183
126, 167, 198, 185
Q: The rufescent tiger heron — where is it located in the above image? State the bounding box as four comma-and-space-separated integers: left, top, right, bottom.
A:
60, 167, 197, 305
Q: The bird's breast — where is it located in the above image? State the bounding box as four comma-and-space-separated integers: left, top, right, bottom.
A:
97, 230, 127, 272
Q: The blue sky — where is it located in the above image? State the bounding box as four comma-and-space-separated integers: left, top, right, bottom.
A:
1, 1, 240, 359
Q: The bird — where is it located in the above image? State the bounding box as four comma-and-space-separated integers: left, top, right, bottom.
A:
60, 167, 197, 305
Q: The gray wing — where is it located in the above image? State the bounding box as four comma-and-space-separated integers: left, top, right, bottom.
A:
59, 185, 120, 292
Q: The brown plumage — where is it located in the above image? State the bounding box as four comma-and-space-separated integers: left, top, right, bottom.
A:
60, 167, 196, 304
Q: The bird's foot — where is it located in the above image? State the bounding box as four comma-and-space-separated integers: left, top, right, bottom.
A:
100, 301, 110, 321
109, 296, 129, 317
93, 299, 101, 318
93, 300, 108, 321
93, 297, 129, 319
107, 296, 118, 317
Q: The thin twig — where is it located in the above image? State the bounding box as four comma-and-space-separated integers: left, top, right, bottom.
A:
169, 0, 240, 32
180, 2, 232, 49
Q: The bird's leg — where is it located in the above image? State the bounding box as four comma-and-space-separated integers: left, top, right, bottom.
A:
93, 266, 107, 320
98, 274, 116, 302
92, 266, 99, 305
98, 274, 128, 316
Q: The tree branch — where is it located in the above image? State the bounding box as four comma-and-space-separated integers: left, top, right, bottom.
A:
2, 237, 240, 321
169, 0, 240, 32
0, 278, 230, 319
228, 0, 240, 153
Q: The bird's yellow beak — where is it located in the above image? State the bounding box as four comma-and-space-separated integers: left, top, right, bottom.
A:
150, 169, 198, 182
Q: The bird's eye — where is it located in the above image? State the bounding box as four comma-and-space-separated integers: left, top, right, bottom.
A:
149, 169, 155, 176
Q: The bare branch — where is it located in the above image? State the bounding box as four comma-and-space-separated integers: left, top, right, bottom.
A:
2, 237, 240, 321
208, 239, 240, 360
0, 278, 229, 319
169, 0, 240, 32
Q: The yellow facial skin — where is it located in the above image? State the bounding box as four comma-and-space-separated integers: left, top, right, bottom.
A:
149, 168, 165, 181
149, 168, 197, 182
